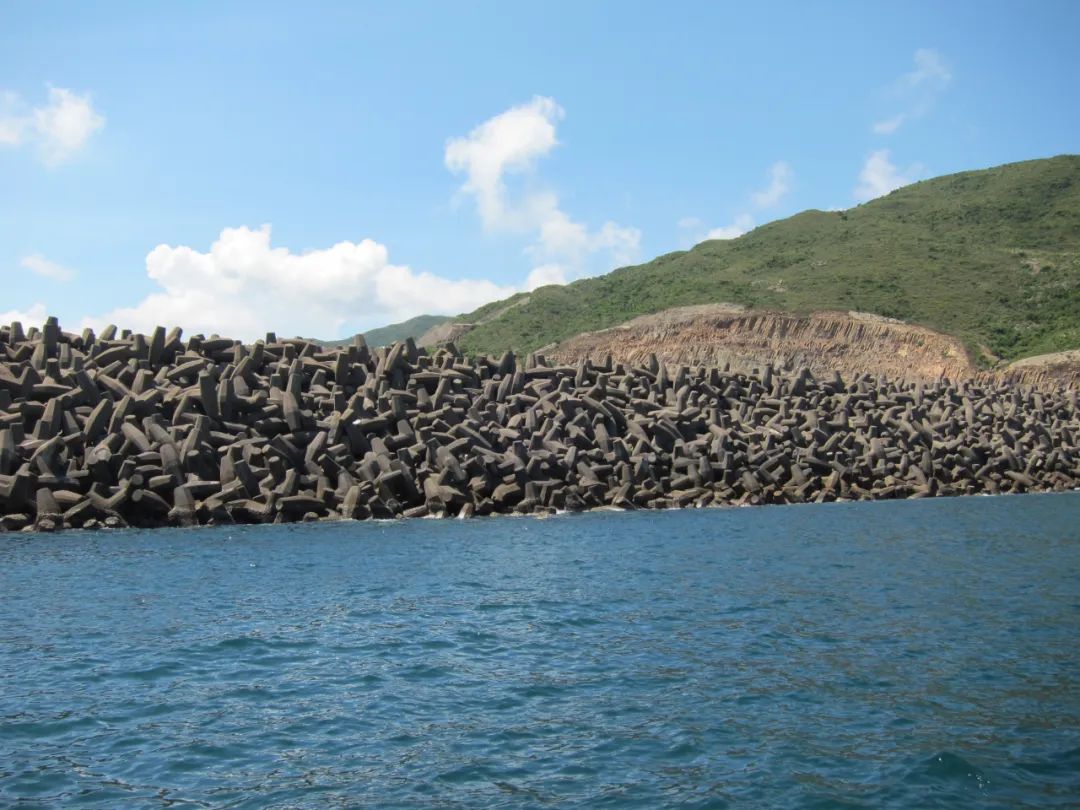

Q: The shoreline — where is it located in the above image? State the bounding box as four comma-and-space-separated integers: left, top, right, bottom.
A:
6, 489, 1078, 539
1, 317, 1077, 533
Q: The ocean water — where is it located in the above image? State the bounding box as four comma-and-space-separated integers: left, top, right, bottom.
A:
1, 493, 1078, 808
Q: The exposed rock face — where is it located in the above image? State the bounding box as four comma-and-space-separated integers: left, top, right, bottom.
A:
1, 317, 1077, 533
417, 321, 474, 348
547, 306, 978, 382
1001, 350, 1080, 389
546, 306, 1080, 388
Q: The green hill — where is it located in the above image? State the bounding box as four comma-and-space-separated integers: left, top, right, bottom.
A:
362, 314, 450, 347
456, 155, 1080, 363
311, 314, 451, 348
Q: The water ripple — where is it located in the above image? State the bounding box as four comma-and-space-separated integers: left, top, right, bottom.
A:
1, 492, 1078, 807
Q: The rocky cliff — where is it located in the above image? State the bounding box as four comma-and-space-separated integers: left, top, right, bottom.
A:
543, 306, 973, 380
999, 350, 1080, 389
540, 305, 1080, 388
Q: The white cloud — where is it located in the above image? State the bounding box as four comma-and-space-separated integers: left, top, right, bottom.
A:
21, 253, 76, 282
872, 48, 951, 135
854, 149, 920, 201
525, 264, 568, 291
445, 96, 640, 290
685, 160, 788, 245
445, 96, 564, 232
0, 302, 48, 328
531, 204, 590, 259
86, 226, 518, 341
872, 115, 904, 135
34, 87, 105, 165
705, 214, 755, 241
0, 86, 104, 165
750, 161, 792, 208
593, 221, 641, 267
902, 48, 952, 91
528, 211, 640, 269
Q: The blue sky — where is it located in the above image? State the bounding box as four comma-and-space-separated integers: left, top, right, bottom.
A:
2, 1, 1078, 340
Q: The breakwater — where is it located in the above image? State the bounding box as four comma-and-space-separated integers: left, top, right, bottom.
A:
0, 317, 1076, 532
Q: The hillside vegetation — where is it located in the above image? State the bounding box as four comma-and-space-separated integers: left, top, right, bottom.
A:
362, 314, 450, 348
313, 314, 451, 349
455, 156, 1080, 363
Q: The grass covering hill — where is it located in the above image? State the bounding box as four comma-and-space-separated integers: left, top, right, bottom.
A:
456, 155, 1080, 363
312, 314, 451, 348
362, 314, 450, 347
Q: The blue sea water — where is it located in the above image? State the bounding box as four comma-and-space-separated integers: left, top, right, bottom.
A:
1, 493, 1078, 808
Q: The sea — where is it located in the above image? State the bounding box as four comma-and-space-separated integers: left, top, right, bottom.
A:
1, 492, 1078, 808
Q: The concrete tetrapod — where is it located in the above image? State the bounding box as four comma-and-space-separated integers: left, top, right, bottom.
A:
0, 319, 1077, 532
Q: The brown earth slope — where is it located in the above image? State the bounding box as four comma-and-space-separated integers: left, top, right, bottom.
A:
544, 306, 971, 380
542, 305, 1080, 388
1001, 350, 1080, 388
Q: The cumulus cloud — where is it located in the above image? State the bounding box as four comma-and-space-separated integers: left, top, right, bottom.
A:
0, 86, 104, 165
872, 115, 904, 135
21, 253, 76, 282
0, 302, 48, 328
872, 48, 951, 135
899, 48, 952, 92
445, 96, 641, 288
34, 88, 106, 165
445, 96, 564, 232
854, 149, 920, 201
525, 264, 568, 291
86, 226, 518, 341
750, 161, 792, 209
686, 161, 789, 245
705, 214, 756, 241
528, 212, 640, 269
